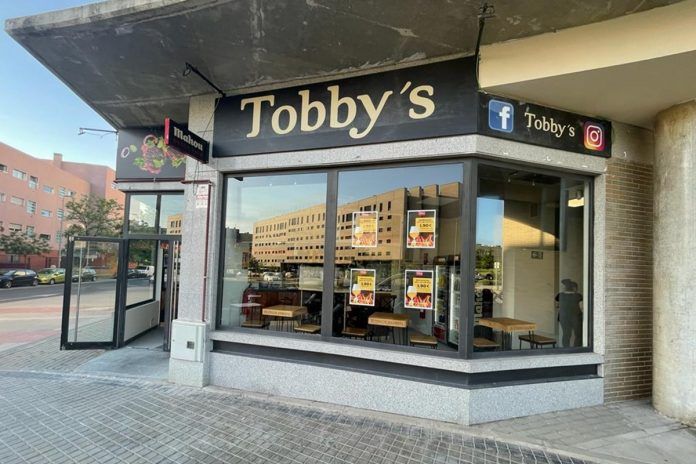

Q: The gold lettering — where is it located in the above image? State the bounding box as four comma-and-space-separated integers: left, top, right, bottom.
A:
241, 95, 275, 138
408, 85, 435, 119
328, 85, 356, 128
271, 105, 298, 134
349, 91, 393, 139
298, 89, 326, 132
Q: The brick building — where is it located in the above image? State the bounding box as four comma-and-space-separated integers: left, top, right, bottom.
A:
0, 142, 124, 268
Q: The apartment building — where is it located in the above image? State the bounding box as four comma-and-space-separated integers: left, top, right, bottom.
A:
0, 142, 124, 268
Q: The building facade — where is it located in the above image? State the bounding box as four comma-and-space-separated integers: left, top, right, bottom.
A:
0, 143, 123, 268
7, 0, 695, 426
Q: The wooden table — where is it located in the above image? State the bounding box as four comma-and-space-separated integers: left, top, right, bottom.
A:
262, 305, 308, 332
368, 312, 410, 345
232, 302, 262, 328
477, 317, 537, 350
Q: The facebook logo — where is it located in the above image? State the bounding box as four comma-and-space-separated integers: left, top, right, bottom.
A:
488, 99, 514, 133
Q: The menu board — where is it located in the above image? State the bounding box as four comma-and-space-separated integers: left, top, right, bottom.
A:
404, 270, 434, 310
351, 211, 378, 248
349, 269, 376, 306
406, 210, 436, 249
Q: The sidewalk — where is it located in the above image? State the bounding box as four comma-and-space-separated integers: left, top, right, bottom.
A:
0, 335, 694, 464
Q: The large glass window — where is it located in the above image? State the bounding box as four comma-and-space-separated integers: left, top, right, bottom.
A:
217, 160, 591, 357
219, 173, 327, 334
332, 164, 462, 351
474, 165, 589, 353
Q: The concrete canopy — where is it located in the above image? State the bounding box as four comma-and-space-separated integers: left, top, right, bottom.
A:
5, 0, 683, 129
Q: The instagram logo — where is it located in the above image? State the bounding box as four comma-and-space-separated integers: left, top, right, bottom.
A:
584, 123, 605, 151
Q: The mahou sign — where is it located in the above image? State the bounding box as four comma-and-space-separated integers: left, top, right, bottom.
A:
213, 58, 478, 156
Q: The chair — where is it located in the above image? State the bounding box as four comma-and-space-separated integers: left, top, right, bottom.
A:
518, 334, 557, 349
294, 306, 321, 334
342, 326, 370, 339
473, 337, 499, 351
294, 324, 321, 334
409, 333, 438, 349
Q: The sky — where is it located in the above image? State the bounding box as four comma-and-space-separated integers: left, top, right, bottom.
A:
0, 1, 117, 168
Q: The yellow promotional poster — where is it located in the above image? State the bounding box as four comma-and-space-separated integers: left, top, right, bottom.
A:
404, 270, 434, 310
349, 269, 376, 306
352, 211, 378, 248
407, 210, 436, 249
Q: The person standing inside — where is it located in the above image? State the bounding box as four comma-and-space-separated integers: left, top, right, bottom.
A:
555, 279, 583, 347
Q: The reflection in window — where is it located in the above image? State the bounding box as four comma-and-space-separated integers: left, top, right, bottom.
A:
128, 195, 157, 234
219, 174, 327, 334
126, 239, 157, 307
159, 194, 184, 235
474, 165, 589, 352
333, 164, 462, 351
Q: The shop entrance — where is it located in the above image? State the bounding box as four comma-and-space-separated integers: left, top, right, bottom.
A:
60, 236, 181, 351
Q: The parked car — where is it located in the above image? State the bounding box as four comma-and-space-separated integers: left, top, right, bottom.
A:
37, 268, 66, 285
262, 272, 282, 282
135, 265, 155, 277
72, 267, 96, 282
0, 269, 38, 288
127, 268, 147, 279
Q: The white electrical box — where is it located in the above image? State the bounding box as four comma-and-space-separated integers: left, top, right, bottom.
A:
170, 320, 206, 362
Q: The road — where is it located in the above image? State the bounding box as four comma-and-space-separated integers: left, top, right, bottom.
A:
0, 279, 126, 352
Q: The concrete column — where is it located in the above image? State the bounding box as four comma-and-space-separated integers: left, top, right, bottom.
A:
169, 93, 220, 387
653, 101, 696, 425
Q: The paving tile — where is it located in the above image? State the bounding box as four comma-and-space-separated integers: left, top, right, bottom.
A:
0, 371, 597, 464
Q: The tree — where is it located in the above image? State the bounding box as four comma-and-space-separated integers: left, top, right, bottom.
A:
0, 231, 51, 267
64, 195, 123, 238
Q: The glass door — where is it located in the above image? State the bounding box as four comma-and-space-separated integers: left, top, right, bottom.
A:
61, 237, 123, 349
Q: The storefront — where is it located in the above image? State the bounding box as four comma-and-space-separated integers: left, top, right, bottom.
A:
14, 0, 694, 425
159, 57, 611, 425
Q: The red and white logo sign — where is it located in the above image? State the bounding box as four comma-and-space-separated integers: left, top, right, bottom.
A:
583, 122, 605, 151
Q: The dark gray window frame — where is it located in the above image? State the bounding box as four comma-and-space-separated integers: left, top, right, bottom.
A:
122, 191, 184, 310
216, 157, 594, 360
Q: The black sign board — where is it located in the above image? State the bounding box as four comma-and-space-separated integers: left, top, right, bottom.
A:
115, 127, 187, 181
212, 58, 478, 157
164, 118, 209, 164
478, 93, 611, 158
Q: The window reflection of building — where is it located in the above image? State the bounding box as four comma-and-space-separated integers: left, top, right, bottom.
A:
250, 182, 461, 268
224, 228, 252, 270
166, 213, 182, 235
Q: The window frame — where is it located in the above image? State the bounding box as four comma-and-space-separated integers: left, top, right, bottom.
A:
123, 191, 184, 238
121, 191, 184, 310
216, 157, 594, 359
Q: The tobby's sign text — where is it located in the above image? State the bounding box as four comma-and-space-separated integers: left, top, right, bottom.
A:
213, 59, 478, 156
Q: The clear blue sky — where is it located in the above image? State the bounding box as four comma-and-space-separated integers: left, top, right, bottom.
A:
0, 1, 117, 168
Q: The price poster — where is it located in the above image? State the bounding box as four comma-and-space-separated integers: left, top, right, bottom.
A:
404, 270, 434, 310
349, 269, 376, 306
406, 210, 436, 249
351, 211, 378, 248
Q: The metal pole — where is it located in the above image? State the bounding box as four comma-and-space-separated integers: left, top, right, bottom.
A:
57, 193, 69, 267
73, 243, 84, 342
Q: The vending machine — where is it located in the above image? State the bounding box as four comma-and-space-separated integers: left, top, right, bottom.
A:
433, 256, 460, 348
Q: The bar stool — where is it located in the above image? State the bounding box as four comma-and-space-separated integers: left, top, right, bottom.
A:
409, 333, 438, 349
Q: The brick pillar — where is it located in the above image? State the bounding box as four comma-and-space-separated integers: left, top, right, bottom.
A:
603, 151, 654, 401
